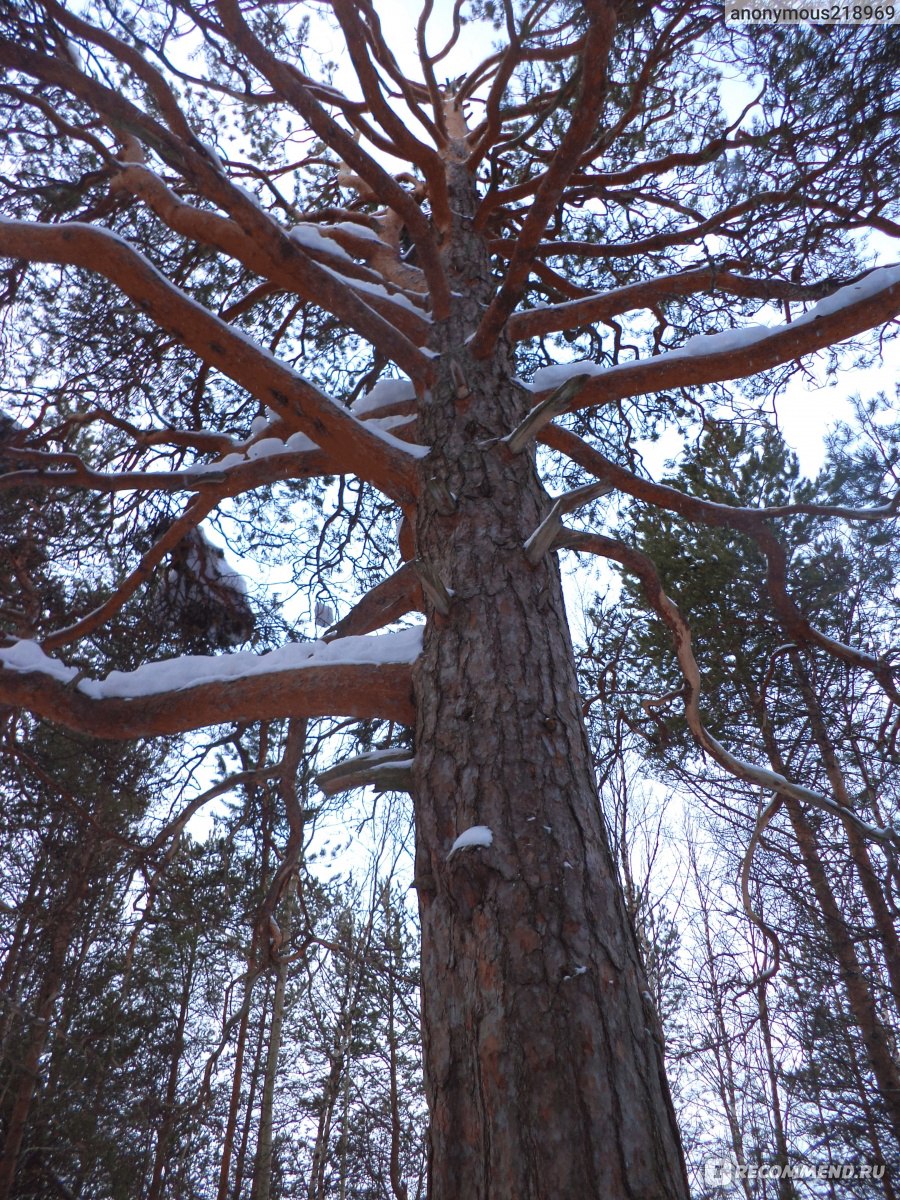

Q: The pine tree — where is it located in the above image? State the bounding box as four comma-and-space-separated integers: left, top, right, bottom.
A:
1, 4, 900, 1194
596, 421, 900, 1184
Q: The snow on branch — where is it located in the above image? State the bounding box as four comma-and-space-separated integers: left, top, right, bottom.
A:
0, 628, 421, 738
0, 220, 422, 504
507, 265, 848, 342
527, 265, 900, 412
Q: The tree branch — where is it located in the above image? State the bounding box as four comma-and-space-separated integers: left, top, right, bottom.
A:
529, 265, 900, 414
560, 530, 900, 851
469, 0, 617, 356
508, 266, 849, 342
0, 634, 418, 736
0, 220, 420, 503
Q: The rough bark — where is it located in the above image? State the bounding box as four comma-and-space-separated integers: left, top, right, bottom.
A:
411, 156, 688, 1200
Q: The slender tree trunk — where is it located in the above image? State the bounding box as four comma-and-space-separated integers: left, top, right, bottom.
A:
756, 718, 900, 1139
251, 882, 294, 1200
790, 652, 900, 1011
386, 919, 408, 1200
233, 973, 269, 1200
0, 852, 91, 1200
411, 158, 688, 1200
147, 938, 196, 1200
756, 981, 797, 1200
842, 1024, 898, 1200
690, 848, 754, 1200
216, 941, 258, 1200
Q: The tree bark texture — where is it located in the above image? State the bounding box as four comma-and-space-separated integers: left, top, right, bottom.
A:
411, 157, 689, 1200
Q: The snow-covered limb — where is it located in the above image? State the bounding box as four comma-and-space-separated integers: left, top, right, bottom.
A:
560, 529, 900, 852
529, 264, 900, 412
507, 264, 849, 342
0, 629, 421, 737
316, 747, 414, 796
0, 221, 421, 504
112, 160, 433, 353
0, 441, 336, 497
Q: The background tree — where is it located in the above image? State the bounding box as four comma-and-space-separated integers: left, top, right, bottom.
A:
587, 418, 900, 1192
1, 2, 900, 1196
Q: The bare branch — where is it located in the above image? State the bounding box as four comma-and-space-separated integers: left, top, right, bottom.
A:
317, 747, 413, 797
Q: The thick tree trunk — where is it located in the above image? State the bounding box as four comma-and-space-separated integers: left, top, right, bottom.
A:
411, 157, 688, 1200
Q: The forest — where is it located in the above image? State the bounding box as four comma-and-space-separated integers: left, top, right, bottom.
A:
1, 0, 900, 1196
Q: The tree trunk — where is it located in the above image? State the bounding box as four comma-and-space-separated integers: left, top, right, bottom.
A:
790, 652, 900, 1012
251, 882, 294, 1200
0, 849, 91, 1200
216, 940, 258, 1200
147, 938, 196, 1200
411, 158, 688, 1200
754, 709, 900, 1140
756, 981, 797, 1200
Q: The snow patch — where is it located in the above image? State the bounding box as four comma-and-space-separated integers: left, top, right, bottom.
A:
0, 627, 424, 700
448, 825, 493, 858
0, 640, 79, 686
351, 378, 417, 415
289, 223, 354, 262
331, 220, 388, 244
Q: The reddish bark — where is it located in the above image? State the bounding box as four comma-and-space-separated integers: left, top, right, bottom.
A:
0, 658, 414, 737
411, 159, 688, 1200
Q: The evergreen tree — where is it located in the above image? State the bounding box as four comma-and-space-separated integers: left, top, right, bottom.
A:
1, 3, 899, 1194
